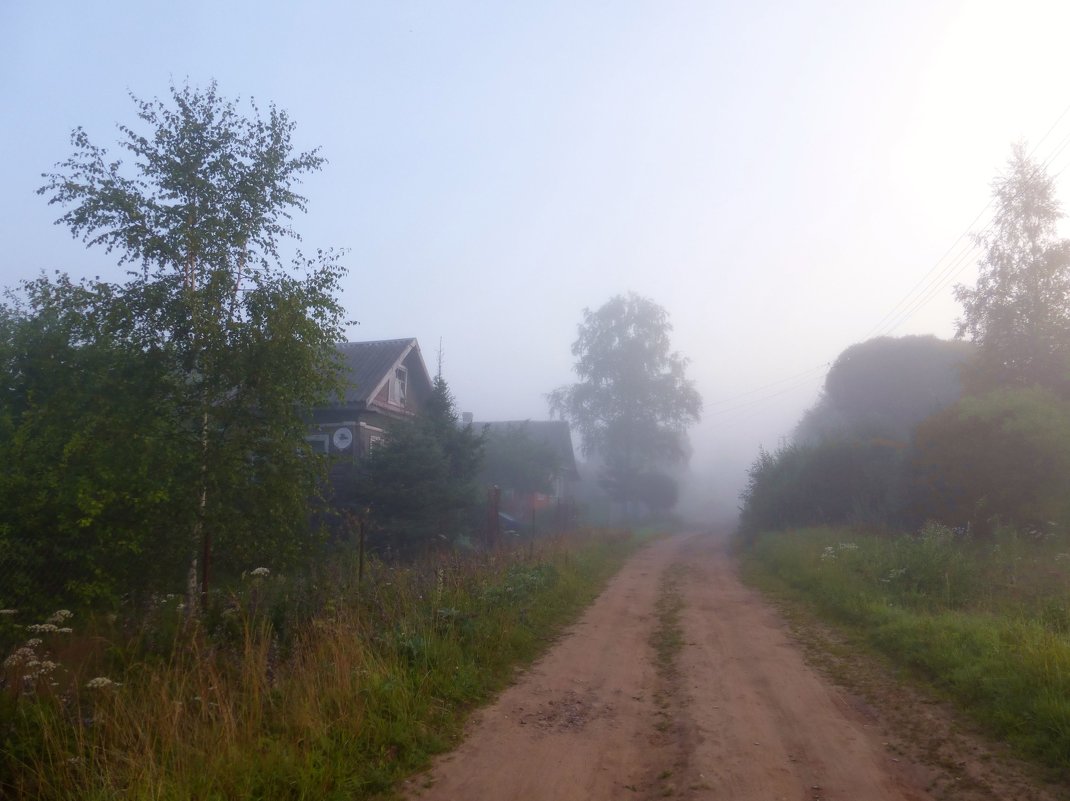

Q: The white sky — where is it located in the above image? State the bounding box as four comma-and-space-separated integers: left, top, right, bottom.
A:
4, 0, 1070, 518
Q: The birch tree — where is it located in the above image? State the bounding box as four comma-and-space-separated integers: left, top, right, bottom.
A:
36, 81, 347, 610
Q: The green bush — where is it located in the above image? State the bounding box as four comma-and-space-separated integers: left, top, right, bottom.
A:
914, 386, 1070, 534
739, 438, 911, 538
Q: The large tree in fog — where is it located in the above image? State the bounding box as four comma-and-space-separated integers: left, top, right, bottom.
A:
549, 293, 701, 502
794, 335, 974, 444
955, 143, 1070, 392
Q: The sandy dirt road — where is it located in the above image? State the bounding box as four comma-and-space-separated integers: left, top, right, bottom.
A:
404, 532, 998, 801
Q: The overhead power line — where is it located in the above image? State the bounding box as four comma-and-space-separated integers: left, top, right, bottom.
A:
706, 362, 829, 408
704, 101, 1070, 423
864, 104, 1070, 339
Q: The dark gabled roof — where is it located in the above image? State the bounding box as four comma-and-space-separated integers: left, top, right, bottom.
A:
474, 419, 579, 478
337, 338, 420, 405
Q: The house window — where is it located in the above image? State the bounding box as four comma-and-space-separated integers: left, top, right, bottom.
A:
304, 434, 329, 455
389, 365, 408, 407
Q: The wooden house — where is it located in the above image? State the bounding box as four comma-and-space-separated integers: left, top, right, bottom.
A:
308, 338, 434, 462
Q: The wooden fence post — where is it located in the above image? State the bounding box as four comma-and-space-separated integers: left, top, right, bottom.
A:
487, 485, 501, 550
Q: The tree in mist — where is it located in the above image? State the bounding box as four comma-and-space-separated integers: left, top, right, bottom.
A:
356, 375, 484, 551
913, 386, 1070, 533
549, 293, 701, 507
794, 335, 974, 444
955, 143, 1070, 392
738, 439, 910, 537
8, 81, 348, 610
479, 422, 561, 495
631, 471, 680, 515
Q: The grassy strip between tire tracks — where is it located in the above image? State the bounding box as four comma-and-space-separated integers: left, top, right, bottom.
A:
1, 528, 646, 800
741, 525, 1070, 776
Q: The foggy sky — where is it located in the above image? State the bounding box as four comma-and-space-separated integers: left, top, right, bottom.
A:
3, 0, 1070, 520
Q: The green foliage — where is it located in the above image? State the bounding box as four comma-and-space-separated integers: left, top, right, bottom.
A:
479, 422, 561, 495
914, 386, 1070, 533
740, 336, 977, 539
0, 81, 347, 612
738, 439, 910, 538
955, 143, 1070, 393
0, 286, 183, 610
549, 293, 701, 503
745, 525, 1070, 770
357, 376, 484, 552
794, 335, 974, 444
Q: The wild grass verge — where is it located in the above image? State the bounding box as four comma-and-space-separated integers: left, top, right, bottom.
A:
0, 528, 643, 800
742, 524, 1070, 775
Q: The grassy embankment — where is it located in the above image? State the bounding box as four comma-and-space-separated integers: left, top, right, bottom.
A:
1, 528, 645, 800
743, 524, 1070, 774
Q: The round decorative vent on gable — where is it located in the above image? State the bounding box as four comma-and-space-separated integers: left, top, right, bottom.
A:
332, 427, 354, 451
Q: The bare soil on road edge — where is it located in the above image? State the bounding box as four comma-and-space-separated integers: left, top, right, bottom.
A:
404, 531, 1066, 801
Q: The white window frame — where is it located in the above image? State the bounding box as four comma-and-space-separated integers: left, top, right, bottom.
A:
389, 365, 408, 407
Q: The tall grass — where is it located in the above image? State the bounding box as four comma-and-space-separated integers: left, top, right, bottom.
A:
744, 524, 1070, 773
1, 528, 641, 799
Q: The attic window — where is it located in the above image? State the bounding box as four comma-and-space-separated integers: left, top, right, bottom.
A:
389, 365, 408, 407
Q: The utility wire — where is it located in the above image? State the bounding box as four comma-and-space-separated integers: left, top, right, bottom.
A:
707, 367, 829, 419
707, 362, 829, 408
703, 102, 1070, 422
860, 201, 992, 342
865, 106, 1070, 339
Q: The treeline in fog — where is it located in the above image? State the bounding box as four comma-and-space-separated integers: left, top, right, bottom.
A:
741, 144, 1070, 540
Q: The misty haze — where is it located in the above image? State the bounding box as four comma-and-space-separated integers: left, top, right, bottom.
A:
4, 2, 1070, 798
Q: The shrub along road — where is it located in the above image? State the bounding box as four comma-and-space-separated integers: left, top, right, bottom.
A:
405, 532, 1061, 801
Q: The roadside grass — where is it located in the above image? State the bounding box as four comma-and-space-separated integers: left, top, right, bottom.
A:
0, 528, 644, 800
742, 524, 1070, 775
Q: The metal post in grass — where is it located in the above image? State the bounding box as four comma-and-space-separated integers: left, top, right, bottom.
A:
358, 507, 370, 588
487, 485, 501, 550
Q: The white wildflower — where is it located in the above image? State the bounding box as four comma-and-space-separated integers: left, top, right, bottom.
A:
0, 609, 17, 616
820, 546, 837, 561
3, 646, 37, 668
57, 627, 73, 634
85, 677, 119, 690
25, 638, 42, 648
880, 567, 907, 583
250, 567, 271, 578
26, 623, 59, 634
18, 656, 58, 679
838, 542, 859, 552
47, 610, 73, 624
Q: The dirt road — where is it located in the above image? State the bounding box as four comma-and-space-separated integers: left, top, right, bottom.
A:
405, 533, 1037, 801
